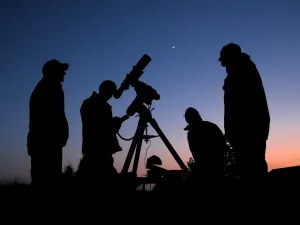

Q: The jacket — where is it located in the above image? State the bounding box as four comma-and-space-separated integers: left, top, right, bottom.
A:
223, 53, 270, 142
80, 92, 121, 156
27, 78, 69, 151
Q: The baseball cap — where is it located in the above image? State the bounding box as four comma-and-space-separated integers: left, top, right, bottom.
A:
42, 59, 69, 75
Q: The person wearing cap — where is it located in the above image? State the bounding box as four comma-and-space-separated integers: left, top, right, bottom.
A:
184, 107, 227, 181
79, 80, 123, 193
27, 59, 69, 189
219, 43, 270, 180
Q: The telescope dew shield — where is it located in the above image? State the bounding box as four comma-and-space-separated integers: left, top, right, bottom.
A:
134, 54, 152, 72
114, 54, 152, 99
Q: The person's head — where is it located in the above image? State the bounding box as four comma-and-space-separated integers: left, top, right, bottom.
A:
218, 43, 242, 67
98, 80, 117, 101
42, 59, 69, 83
185, 107, 202, 124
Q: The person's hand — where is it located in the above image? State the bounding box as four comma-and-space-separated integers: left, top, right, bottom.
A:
113, 116, 122, 132
111, 145, 122, 154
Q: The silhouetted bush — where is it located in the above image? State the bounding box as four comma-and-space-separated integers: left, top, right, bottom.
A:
186, 140, 238, 179
62, 164, 75, 188
187, 157, 197, 174
224, 140, 238, 178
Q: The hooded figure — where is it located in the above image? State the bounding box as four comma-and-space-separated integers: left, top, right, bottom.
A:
219, 43, 270, 179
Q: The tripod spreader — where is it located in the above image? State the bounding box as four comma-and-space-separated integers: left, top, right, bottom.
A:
121, 105, 190, 176
143, 134, 158, 143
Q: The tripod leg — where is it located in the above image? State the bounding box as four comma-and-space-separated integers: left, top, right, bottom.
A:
149, 118, 190, 175
132, 139, 143, 175
121, 117, 146, 175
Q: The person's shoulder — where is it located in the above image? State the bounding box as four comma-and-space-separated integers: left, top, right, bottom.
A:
204, 121, 222, 132
33, 79, 44, 90
33, 79, 62, 93
203, 120, 215, 127
81, 93, 94, 108
240, 54, 259, 72
81, 98, 88, 107
81, 96, 92, 107
81, 92, 101, 109
30, 79, 46, 98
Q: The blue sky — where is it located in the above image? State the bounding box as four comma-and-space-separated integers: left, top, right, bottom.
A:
0, 0, 299, 181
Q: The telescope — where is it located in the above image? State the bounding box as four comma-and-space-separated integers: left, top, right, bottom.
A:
126, 80, 160, 117
118, 55, 190, 179
116, 54, 160, 120
114, 54, 152, 99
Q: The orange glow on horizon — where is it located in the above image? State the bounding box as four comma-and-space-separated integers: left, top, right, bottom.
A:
151, 145, 300, 173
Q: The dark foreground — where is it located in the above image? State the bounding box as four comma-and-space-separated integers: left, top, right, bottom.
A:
0, 180, 298, 220
1, 178, 300, 196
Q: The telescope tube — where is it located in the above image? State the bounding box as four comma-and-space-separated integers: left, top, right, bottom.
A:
114, 54, 152, 99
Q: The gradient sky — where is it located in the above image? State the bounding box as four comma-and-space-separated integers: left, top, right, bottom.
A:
0, 0, 299, 182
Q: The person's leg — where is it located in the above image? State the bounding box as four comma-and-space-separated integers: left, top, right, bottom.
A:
49, 147, 63, 190
91, 155, 119, 193
237, 139, 268, 180
84, 155, 101, 194
245, 140, 268, 178
30, 148, 52, 191
30, 150, 40, 187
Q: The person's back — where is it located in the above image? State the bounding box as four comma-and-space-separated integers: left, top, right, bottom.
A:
201, 121, 226, 171
223, 52, 270, 140
184, 108, 226, 180
80, 91, 115, 158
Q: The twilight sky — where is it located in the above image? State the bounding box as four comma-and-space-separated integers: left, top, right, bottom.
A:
0, 0, 299, 182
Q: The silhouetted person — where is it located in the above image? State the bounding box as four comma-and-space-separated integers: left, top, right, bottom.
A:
27, 59, 69, 189
219, 43, 270, 180
80, 80, 122, 193
184, 107, 226, 181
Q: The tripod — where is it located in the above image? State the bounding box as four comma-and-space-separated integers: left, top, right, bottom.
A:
121, 104, 190, 176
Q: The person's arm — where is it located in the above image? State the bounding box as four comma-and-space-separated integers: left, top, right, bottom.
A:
224, 75, 242, 142
60, 90, 69, 147
187, 131, 200, 162
42, 85, 69, 146
112, 116, 123, 133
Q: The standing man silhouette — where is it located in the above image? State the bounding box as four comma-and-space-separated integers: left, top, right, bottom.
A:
27, 59, 69, 189
219, 43, 270, 180
80, 80, 123, 193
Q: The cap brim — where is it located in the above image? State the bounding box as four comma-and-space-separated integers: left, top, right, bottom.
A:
61, 63, 69, 71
